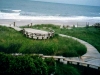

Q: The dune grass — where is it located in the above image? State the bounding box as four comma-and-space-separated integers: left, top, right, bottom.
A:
0, 25, 86, 57
58, 27, 100, 53
27, 24, 100, 53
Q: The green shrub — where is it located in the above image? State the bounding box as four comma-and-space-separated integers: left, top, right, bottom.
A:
44, 58, 56, 74
0, 53, 81, 75
0, 53, 48, 75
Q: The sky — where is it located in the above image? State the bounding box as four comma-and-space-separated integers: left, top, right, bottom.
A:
34, 0, 100, 6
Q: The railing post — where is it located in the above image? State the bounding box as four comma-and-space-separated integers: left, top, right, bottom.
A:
98, 67, 100, 70
14, 22, 15, 27
31, 23, 32, 27
28, 24, 30, 27
87, 64, 89, 68
77, 62, 79, 66
60, 58, 64, 63
67, 61, 70, 64
63, 60, 67, 64
57, 58, 60, 62
77, 22, 78, 27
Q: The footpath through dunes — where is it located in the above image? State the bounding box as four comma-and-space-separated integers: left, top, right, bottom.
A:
59, 34, 100, 66
1, 25, 100, 69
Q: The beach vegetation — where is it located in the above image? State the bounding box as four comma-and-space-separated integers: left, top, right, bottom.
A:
27, 24, 100, 52
0, 25, 100, 75
0, 25, 86, 57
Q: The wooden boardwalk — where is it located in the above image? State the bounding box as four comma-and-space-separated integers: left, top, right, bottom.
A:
59, 34, 100, 67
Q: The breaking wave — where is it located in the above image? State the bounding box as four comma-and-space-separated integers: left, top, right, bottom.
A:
0, 9, 21, 13
0, 10, 100, 22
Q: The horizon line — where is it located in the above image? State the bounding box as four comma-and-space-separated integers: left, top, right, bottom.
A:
33, 0, 100, 7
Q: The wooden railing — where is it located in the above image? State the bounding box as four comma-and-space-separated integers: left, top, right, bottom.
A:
41, 55, 100, 70
22, 29, 54, 39
11, 53, 100, 70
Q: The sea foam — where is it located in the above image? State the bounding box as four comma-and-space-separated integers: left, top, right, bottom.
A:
0, 12, 100, 22
12, 10, 21, 13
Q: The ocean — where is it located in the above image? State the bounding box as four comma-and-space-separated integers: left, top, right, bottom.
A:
0, 0, 100, 24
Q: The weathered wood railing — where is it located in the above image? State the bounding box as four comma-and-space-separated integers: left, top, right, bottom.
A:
11, 53, 100, 70
42, 55, 100, 70
22, 28, 55, 39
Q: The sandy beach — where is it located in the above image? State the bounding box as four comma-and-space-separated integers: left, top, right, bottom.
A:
0, 19, 97, 27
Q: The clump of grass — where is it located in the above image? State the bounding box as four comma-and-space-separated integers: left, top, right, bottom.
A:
0, 26, 86, 57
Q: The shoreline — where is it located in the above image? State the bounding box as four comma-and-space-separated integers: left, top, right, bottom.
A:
0, 19, 98, 27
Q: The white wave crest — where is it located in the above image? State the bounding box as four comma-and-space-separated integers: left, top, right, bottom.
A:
0, 12, 20, 19
12, 10, 21, 13
1, 9, 21, 13
0, 12, 100, 22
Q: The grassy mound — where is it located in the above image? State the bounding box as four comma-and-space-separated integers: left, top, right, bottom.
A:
0, 25, 86, 57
